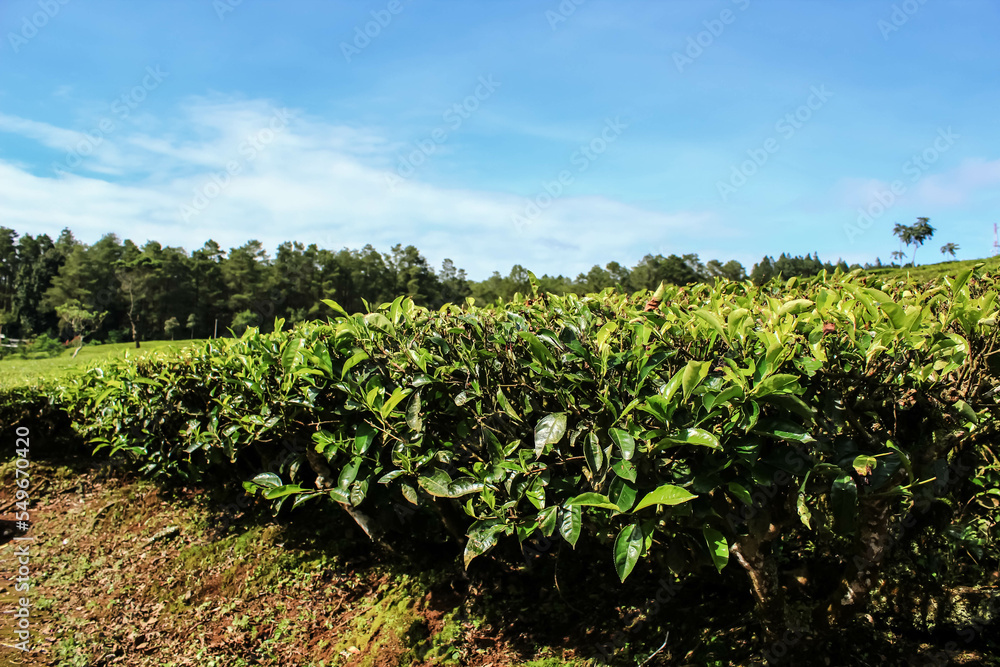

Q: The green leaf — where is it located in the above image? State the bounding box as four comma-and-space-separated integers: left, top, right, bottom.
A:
727, 482, 753, 506
694, 309, 727, 342
852, 455, 877, 476
752, 374, 800, 398
251, 473, 282, 489
797, 494, 812, 529
380, 387, 412, 418
338, 456, 363, 489
596, 321, 618, 349
262, 484, 306, 500
328, 487, 351, 504
609, 428, 635, 461
640, 395, 672, 425
633, 484, 696, 511
400, 482, 419, 505
447, 477, 485, 498
496, 387, 522, 422
682, 360, 711, 400
886, 441, 913, 485
611, 458, 637, 483
953, 399, 978, 424
753, 419, 815, 444
563, 492, 619, 510
519, 331, 557, 367
951, 267, 974, 296
534, 413, 567, 457
559, 505, 582, 547
418, 468, 453, 497
609, 477, 637, 512
340, 350, 368, 380
536, 506, 558, 537
614, 523, 644, 582
584, 432, 604, 477
663, 427, 721, 449
354, 423, 376, 456
703, 526, 729, 573
350, 480, 368, 506
406, 391, 423, 432
281, 337, 303, 371
321, 299, 350, 318
776, 299, 815, 318
312, 429, 338, 455
377, 469, 405, 484
464, 520, 506, 568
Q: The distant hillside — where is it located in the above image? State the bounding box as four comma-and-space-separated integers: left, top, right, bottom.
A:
866, 255, 1000, 282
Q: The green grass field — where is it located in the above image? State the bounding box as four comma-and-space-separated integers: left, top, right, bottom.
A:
867, 254, 1000, 281
0, 339, 206, 389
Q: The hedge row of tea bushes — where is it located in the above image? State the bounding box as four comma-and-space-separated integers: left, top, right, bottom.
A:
6, 267, 1000, 647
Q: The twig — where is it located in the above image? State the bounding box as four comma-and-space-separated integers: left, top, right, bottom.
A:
638, 631, 670, 666
553, 542, 584, 615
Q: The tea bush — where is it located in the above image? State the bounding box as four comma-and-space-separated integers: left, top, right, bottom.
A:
15, 266, 1000, 647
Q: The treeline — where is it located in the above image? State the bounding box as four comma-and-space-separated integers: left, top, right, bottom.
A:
0, 227, 860, 345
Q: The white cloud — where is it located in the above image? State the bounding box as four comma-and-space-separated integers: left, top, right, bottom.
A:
912, 158, 1000, 206
0, 98, 717, 279
834, 157, 1000, 211
0, 112, 89, 151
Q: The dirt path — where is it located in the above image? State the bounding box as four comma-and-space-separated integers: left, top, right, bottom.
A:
0, 461, 580, 667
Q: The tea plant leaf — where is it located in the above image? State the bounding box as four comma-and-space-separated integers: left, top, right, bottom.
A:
703, 526, 729, 572
611, 458, 637, 482
682, 360, 711, 400
563, 492, 620, 510
406, 391, 423, 432
663, 427, 720, 449
251, 473, 282, 489
852, 455, 877, 476
584, 432, 604, 477
534, 413, 567, 456
321, 299, 350, 318
633, 484, 696, 512
418, 468, 453, 497
614, 523, 644, 582
464, 520, 506, 568
559, 505, 582, 547
536, 506, 558, 537
609, 428, 635, 461
752, 374, 800, 398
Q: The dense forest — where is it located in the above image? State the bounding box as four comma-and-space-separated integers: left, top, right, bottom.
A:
0, 226, 861, 345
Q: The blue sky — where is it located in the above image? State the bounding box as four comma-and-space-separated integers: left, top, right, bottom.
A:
1, 0, 998, 279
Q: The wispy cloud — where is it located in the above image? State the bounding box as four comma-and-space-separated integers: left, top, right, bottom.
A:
0, 113, 88, 151
913, 158, 1000, 206
0, 97, 716, 279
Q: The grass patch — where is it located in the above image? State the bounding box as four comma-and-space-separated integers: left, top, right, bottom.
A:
0, 339, 206, 389
868, 254, 1000, 282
